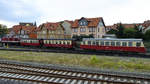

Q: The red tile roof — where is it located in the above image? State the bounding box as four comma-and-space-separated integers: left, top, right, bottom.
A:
12, 25, 37, 34
37, 22, 64, 31
107, 23, 141, 30
142, 20, 150, 30
72, 17, 103, 28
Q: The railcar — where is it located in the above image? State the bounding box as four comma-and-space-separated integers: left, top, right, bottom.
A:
20, 38, 41, 46
80, 38, 146, 53
1, 37, 20, 46
43, 39, 75, 49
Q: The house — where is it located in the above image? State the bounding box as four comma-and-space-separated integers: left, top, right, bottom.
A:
8, 22, 37, 38
71, 17, 106, 38
139, 20, 150, 33
37, 22, 67, 39
106, 23, 141, 33
5, 28, 15, 38
60, 20, 73, 38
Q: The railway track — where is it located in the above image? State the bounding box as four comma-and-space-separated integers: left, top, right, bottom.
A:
0, 60, 150, 84
0, 47, 150, 58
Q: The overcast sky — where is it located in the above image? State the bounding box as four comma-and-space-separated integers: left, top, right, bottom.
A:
0, 0, 150, 27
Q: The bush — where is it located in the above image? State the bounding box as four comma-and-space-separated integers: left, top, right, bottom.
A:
144, 30, 150, 41
90, 56, 99, 64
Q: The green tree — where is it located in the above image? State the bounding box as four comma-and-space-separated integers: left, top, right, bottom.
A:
107, 29, 118, 34
116, 23, 125, 38
123, 28, 137, 38
72, 34, 94, 41
144, 30, 150, 41
134, 25, 143, 38
0, 24, 8, 37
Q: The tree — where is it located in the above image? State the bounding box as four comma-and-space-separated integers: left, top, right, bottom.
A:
0, 24, 8, 37
106, 29, 118, 34
72, 34, 94, 41
123, 28, 137, 38
116, 23, 125, 38
134, 25, 143, 38
144, 30, 150, 41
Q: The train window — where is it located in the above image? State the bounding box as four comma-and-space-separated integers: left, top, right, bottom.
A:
51, 40, 54, 44
56, 41, 58, 44
83, 41, 86, 45
93, 41, 96, 45
49, 40, 51, 44
128, 42, 132, 47
63, 41, 66, 45
111, 41, 115, 46
105, 41, 109, 46
67, 41, 70, 45
96, 41, 99, 45
60, 41, 62, 44
32, 40, 34, 43
122, 42, 127, 46
45, 40, 47, 44
27, 40, 30, 43
88, 41, 91, 45
116, 42, 120, 46
59, 41, 61, 44
136, 42, 141, 47
30, 40, 32, 43
100, 41, 104, 46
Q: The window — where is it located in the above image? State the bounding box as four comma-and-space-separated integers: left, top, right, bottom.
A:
43, 31, 46, 34
83, 22, 86, 25
116, 42, 121, 46
80, 22, 83, 25
30, 40, 32, 43
96, 41, 99, 45
98, 28, 100, 32
100, 41, 104, 46
67, 41, 70, 45
122, 42, 127, 46
73, 29, 78, 32
83, 41, 86, 45
136, 42, 141, 47
111, 41, 115, 46
88, 41, 91, 45
89, 28, 95, 32
80, 28, 86, 32
105, 41, 109, 46
63, 41, 66, 45
56, 41, 58, 44
128, 42, 133, 47
92, 41, 96, 45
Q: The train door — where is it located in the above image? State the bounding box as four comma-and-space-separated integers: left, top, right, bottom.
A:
39, 39, 44, 47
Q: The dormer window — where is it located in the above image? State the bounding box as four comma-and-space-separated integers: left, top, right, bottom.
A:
80, 22, 83, 25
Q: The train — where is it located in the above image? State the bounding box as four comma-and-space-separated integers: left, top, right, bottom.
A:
0, 37, 146, 53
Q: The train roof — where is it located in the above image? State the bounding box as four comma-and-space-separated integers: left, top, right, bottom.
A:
21, 38, 74, 40
43, 39, 74, 40
82, 38, 143, 42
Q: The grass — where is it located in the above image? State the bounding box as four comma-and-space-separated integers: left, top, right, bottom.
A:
0, 50, 150, 72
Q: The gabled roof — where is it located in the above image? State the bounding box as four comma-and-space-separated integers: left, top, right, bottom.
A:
72, 17, 103, 28
106, 23, 141, 30
37, 22, 64, 31
12, 25, 37, 34
141, 20, 150, 30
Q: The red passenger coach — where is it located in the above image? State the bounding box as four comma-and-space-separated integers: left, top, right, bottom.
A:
20, 38, 40, 46
80, 38, 146, 53
1, 37, 20, 43
43, 39, 74, 49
